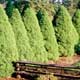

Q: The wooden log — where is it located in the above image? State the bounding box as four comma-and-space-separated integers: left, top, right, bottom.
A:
13, 61, 80, 69
12, 61, 80, 79
15, 71, 80, 79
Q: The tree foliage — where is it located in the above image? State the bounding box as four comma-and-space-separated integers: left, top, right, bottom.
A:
0, 0, 5, 4
23, 7, 48, 62
72, 9, 80, 54
9, 8, 34, 61
77, 0, 80, 9
0, 5, 18, 77
73, 9, 80, 37
37, 9, 59, 60
5, 0, 14, 17
63, 0, 72, 7
53, 6, 79, 56
30, 0, 49, 3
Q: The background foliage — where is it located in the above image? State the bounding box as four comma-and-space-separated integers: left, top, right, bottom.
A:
5, 0, 14, 17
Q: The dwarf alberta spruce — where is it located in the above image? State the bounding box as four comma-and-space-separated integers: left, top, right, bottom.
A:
23, 7, 48, 62
10, 8, 34, 61
72, 9, 80, 54
53, 6, 79, 56
37, 9, 59, 61
0, 5, 18, 77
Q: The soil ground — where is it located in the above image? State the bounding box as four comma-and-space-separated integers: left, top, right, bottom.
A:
48, 55, 80, 66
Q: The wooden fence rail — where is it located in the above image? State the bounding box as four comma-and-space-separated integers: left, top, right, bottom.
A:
12, 61, 80, 80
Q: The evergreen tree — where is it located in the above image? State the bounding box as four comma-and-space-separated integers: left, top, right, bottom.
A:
53, 6, 79, 56
5, 0, 14, 17
72, 9, 80, 54
9, 8, 34, 61
0, 5, 18, 77
73, 9, 80, 37
63, 0, 72, 7
0, 0, 5, 4
23, 7, 48, 62
77, 0, 80, 9
14, 0, 23, 13
37, 9, 59, 60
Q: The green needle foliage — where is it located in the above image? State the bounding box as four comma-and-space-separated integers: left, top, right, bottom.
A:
0, 5, 18, 77
5, 0, 14, 17
73, 9, 80, 36
72, 9, 80, 54
53, 6, 79, 56
9, 8, 34, 61
37, 9, 59, 61
23, 7, 48, 62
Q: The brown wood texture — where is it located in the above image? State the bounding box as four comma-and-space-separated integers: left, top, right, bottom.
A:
12, 61, 80, 79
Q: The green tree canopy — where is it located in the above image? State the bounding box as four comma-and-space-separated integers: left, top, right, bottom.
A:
37, 9, 59, 61
9, 8, 34, 61
53, 6, 79, 56
0, 5, 18, 77
23, 7, 48, 62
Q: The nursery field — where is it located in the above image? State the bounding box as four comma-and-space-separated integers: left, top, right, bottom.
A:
0, 0, 80, 79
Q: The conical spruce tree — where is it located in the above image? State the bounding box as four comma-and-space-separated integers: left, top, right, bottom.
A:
37, 9, 59, 60
23, 7, 48, 62
73, 9, 80, 35
9, 8, 34, 61
0, 5, 18, 77
72, 9, 80, 54
53, 6, 79, 56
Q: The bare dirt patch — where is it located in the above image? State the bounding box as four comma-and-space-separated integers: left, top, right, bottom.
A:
48, 55, 80, 66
